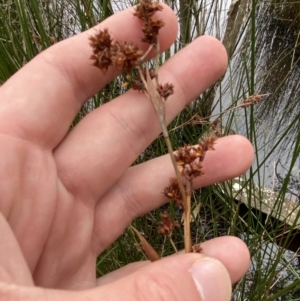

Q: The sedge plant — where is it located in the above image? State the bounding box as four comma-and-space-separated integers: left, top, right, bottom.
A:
89, 0, 217, 255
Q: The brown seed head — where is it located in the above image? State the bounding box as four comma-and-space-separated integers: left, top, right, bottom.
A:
141, 17, 165, 44
157, 212, 180, 236
110, 41, 143, 72
89, 29, 112, 53
180, 161, 203, 181
240, 93, 268, 107
192, 244, 203, 253
90, 50, 112, 73
198, 136, 216, 153
163, 178, 184, 207
89, 29, 143, 73
204, 136, 216, 151
189, 160, 204, 177
175, 145, 198, 165
157, 83, 174, 100
172, 138, 216, 183
89, 29, 113, 73
134, 0, 163, 20
134, 0, 165, 45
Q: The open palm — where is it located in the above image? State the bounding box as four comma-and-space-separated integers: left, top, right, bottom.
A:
0, 5, 253, 300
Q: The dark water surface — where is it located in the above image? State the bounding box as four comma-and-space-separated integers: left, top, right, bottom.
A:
217, 1, 300, 199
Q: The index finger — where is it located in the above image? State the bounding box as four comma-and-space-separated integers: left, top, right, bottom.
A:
0, 5, 177, 149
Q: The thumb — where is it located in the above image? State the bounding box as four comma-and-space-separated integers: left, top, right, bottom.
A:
0, 254, 232, 301
89, 254, 232, 301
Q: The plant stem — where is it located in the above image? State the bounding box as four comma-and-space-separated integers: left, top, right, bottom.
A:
152, 106, 191, 253
137, 57, 191, 253
184, 182, 192, 252
140, 44, 154, 62
163, 135, 187, 204
150, 80, 192, 253
154, 42, 160, 85
168, 236, 178, 253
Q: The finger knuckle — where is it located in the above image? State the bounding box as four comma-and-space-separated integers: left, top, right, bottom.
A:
133, 271, 180, 301
0, 282, 21, 301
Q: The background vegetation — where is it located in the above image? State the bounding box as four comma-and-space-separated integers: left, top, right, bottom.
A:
0, 0, 299, 300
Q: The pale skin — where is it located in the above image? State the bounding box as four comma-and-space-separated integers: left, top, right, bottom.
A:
0, 4, 254, 301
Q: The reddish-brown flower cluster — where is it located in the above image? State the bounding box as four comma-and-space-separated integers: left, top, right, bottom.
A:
157, 83, 174, 100
89, 29, 143, 73
89, 29, 112, 72
175, 137, 215, 179
240, 93, 266, 107
192, 244, 203, 253
157, 212, 179, 236
198, 136, 215, 155
134, 0, 164, 45
164, 137, 216, 205
163, 178, 186, 207
89, 0, 166, 92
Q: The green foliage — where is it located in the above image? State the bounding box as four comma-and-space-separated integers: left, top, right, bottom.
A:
1, 0, 299, 300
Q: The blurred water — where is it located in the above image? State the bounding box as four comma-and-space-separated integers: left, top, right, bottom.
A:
217, 1, 300, 199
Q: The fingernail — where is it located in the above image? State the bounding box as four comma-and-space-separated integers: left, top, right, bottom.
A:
189, 257, 232, 301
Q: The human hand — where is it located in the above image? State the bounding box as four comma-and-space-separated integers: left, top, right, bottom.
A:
0, 4, 254, 301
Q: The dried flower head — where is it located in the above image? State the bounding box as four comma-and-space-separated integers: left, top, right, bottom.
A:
157, 83, 174, 100
134, 0, 164, 45
185, 160, 204, 179
157, 212, 179, 236
174, 137, 215, 167
192, 244, 203, 253
110, 41, 143, 72
174, 145, 198, 165
141, 17, 165, 44
89, 29, 143, 73
239, 93, 269, 107
163, 178, 184, 207
164, 137, 216, 208
89, 29, 112, 53
134, 0, 163, 19
89, 29, 113, 72
198, 136, 216, 153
